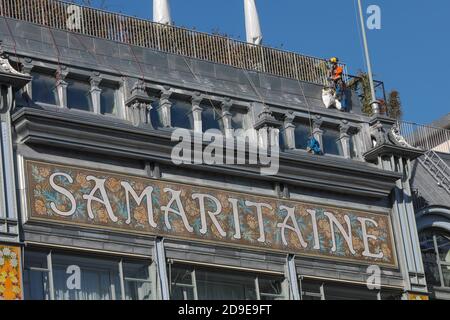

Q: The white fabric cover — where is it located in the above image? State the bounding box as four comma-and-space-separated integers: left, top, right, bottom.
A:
244, 0, 263, 45
153, 0, 172, 25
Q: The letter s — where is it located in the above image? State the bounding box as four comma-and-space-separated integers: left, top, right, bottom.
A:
49, 172, 77, 217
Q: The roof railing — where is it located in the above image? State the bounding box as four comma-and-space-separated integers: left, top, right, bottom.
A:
0, 0, 348, 85
397, 120, 450, 154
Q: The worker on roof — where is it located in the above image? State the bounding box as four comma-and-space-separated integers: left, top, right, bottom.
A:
328, 57, 347, 111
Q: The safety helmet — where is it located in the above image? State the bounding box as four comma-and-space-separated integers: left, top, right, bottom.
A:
330, 57, 339, 63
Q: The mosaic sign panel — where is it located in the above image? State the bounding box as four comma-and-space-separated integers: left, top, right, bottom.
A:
0, 245, 22, 300
25, 160, 397, 266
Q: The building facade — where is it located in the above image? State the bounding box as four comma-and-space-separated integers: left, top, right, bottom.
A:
0, 0, 431, 300
403, 114, 450, 300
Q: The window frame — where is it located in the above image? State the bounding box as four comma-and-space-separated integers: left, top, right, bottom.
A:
168, 263, 288, 301
23, 249, 156, 301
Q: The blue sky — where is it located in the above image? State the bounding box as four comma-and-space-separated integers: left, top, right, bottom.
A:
85, 0, 449, 125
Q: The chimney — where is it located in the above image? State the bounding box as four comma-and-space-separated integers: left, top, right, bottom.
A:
244, 0, 263, 45
153, 0, 172, 25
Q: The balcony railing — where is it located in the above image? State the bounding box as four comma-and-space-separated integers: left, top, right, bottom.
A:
0, 0, 348, 86
398, 121, 450, 154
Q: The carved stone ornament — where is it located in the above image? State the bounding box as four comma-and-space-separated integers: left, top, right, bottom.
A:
388, 123, 419, 149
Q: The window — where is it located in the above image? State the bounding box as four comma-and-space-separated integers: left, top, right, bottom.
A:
322, 126, 344, 156
171, 99, 194, 129
299, 279, 386, 300
169, 264, 287, 300
31, 72, 58, 105
420, 231, 450, 288
201, 105, 223, 133
99, 83, 119, 115
67, 78, 93, 111
23, 249, 155, 300
294, 122, 310, 150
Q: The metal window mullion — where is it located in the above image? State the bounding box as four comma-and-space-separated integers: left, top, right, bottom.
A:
255, 276, 261, 300
191, 269, 198, 300
432, 235, 445, 288
47, 250, 55, 300
154, 237, 170, 300
287, 255, 300, 300
118, 259, 126, 300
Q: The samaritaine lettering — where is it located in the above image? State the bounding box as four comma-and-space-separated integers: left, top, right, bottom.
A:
27, 161, 396, 266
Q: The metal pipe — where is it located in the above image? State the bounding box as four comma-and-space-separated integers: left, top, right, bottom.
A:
357, 0, 379, 115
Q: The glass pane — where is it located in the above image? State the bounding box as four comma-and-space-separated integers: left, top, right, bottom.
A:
322, 127, 343, 156
420, 232, 441, 287
123, 262, 150, 280
31, 73, 58, 105
24, 270, 50, 300
171, 265, 194, 286
171, 100, 193, 129
150, 101, 162, 128
435, 234, 450, 263
324, 284, 378, 300
23, 251, 51, 300
67, 79, 93, 111
123, 261, 152, 300
125, 280, 152, 300
100, 85, 117, 115
230, 108, 247, 130
300, 280, 323, 300
195, 269, 257, 300
202, 106, 223, 132
258, 277, 284, 296
172, 286, 196, 300
52, 254, 121, 300
442, 266, 450, 287
294, 123, 310, 150
170, 265, 195, 300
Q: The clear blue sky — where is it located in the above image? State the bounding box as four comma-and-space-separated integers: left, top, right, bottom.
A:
84, 0, 450, 125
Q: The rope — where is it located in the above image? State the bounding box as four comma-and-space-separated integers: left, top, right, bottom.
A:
2, 15, 22, 72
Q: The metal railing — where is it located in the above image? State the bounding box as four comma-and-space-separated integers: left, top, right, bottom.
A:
0, 0, 347, 85
397, 121, 450, 154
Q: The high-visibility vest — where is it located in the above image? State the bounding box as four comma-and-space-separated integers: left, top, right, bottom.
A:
332, 66, 343, 80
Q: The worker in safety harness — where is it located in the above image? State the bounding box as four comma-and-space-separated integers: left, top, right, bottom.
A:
328, 57, 347, 110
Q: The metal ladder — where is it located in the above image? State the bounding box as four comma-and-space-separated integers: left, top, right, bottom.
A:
419, 150, 450, 195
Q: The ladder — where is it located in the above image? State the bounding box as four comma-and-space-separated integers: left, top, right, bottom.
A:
419, 150, 450, 195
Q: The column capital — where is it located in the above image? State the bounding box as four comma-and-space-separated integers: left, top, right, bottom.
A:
191, 91, 204, 106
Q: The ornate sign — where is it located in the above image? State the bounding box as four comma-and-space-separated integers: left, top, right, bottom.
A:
25, 160, 397, 266
0, 245, 22, 300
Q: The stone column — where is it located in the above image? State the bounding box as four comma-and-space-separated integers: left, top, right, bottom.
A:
283, 111, 296, 150
90, 72, 102, 114
312, 116, 323, 148
191, 92, 203, 134
159, 86, 172, 128
339, 120, 351, 159
55, 66, 68, 108
221, 97, 233, 138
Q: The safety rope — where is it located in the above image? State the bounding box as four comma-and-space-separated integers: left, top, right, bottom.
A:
2, 14, 22, 72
